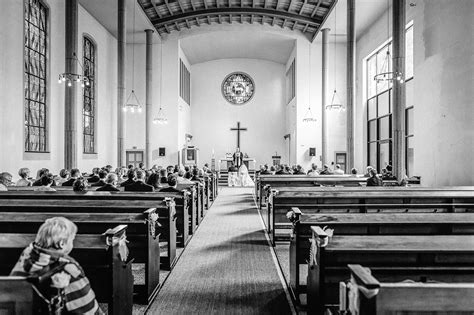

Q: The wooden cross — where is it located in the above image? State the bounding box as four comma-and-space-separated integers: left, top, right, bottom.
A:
230, 121, 247, 149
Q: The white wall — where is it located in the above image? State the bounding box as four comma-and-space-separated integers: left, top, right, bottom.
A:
191, 58, 287, 167
355, 0, 474, 186
0, 1, 118, 178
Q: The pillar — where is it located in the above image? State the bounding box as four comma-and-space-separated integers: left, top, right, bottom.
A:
346, 0, 355, 171
64, 0, 78, 170
145, 29, 154, 168
321, 28, 330, 166
117, 0, 126, 167
392, 0, 406, 180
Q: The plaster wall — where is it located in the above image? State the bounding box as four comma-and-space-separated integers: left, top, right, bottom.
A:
0, 1, 118, 178
191, 58, 287, 167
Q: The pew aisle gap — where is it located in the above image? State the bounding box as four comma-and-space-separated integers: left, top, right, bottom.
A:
148, 187, 295, 314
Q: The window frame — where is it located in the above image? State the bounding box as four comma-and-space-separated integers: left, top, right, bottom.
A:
82, 34, 97, 154
23, 0, 50, 153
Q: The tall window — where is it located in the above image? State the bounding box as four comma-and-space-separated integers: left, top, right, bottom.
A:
83, 36, 96, 154
366, 25, 414, 175
286, 59, 295, 104
180, 59, 190, 105
24, 0, 48, 152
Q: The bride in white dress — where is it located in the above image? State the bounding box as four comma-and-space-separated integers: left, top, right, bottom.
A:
239, 164, 255, 187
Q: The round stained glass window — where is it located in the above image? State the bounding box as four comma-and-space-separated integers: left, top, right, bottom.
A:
221, 72, 255, 105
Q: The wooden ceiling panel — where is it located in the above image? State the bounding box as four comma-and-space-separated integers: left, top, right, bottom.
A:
138, 0, 336, 40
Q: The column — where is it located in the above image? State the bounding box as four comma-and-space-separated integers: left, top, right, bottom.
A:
346, 0, 355, 170
321, 28, 330, 166
145, 29, 154, 168
392, 0, 406, 180
117, 0, 126, 167
64, 0, 78, 169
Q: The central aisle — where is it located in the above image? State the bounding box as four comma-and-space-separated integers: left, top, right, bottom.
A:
148, 187, 293, 314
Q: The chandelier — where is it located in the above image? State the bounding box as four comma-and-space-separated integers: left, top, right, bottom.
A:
302, 44, 317, 123
302, 106, 317, 123
58, 53, 90, 88
123, 2, 143, 113
326, 4, 345, 111
153, 43, 168, 125
374, 0, 404, 84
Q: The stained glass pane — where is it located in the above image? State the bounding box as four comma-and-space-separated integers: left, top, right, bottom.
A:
367, 55, 377, 98
83, 36, 96, 153
24, 0, 47, 152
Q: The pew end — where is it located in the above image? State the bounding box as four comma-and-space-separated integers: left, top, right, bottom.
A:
345, 264, 474, 315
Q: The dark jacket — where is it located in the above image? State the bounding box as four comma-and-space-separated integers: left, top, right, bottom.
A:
91, 180, 106, 187
96, 184, 120, 192
87, 175, 100, 183
367, 176, 383, 186
124, 181, 154, 192
120, 179, 135, 187
159, 186, 182, 193
191, 176, 202, 183
61, 178, 78, 186
275, 170, 289, 175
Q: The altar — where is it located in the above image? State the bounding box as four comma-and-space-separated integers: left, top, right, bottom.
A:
218, 154, 256, 172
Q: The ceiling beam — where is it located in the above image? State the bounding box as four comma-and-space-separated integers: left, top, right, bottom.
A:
303, 23, 309, 33
163, 24, 171, 33
271, 16, 275, 26
203, 0, 208, 9
275, 0, 280, 10
287, 0, 294, 12
292, 20, 297, 30
228, 0, 231, 8
152, 7, 323, 26
185, 19, 191, 28
176, 0, 185, 13
298, 0, 307, 15
311, 0, 336, 41
218, 14, 222, 23
175, 21, 181, 30
163, 0, 173, 15
282, 18, 286, 28
207, 15, 212, 23
150, 0, 163, 18
259, 15, 264, 24
310, 0, 322, 18
263, 0, 267, 8
196, 17, 200, 24
217, 0, 219, 8
250, 14, 254, 23
190, 0, 196, 11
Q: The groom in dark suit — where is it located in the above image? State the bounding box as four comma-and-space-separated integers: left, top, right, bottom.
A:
124, 170, 154, 192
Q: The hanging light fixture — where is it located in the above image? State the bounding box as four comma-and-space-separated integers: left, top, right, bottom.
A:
373, 0, 404, 84
326, 4, 345, 111
58, 52, 90, 88
302, 44, 317, 123
153, 43, 168, 125
123, 1, 143, 113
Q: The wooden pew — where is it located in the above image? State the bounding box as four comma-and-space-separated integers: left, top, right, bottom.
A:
340, 264, 474, 315
0, 193, 177, 303
305, 227, 474, 314
268, 187, 474, 244
288, 209, 474, 305
0, 225, 134, 315
0, 261, 67, 314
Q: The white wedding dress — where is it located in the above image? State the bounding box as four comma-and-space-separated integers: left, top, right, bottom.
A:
239, 164, 255, 187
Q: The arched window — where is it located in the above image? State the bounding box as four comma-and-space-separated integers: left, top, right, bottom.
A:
24, 0, 48, 152
83, 36, 96, 154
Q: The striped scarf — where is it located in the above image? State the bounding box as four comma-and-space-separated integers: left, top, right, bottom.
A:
10, 243, 102, 314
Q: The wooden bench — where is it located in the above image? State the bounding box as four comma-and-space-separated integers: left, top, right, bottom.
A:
0, 193, 177, 303
305, 227, 474, 313
267, 187, 474, 244
0, 225, 133, 315
340, 264, 474, 314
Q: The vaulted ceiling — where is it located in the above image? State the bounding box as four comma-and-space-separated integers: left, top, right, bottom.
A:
138, 0, 337, 41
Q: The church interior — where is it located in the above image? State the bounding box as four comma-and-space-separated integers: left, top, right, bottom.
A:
0, 0, 473, 314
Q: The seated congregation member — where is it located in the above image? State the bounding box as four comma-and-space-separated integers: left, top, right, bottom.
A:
0, 172, 13, 191
294, 165, 306, 175
260, 164, 271, 175
203, 163, 213, 174
191, 169, 202, 183
16, 168, 32, 186
124, 170, 154, 192
10, 217, 102, 314
138, 162, 145, 170
159, 175, 182, 193
73, 178, 88, 192
87, 168, 100, 183
104, 165, 113, 173
307, 163, 319, 176
57, 169, 70, 186
62, 169, 81, 186
34, 173, 56, 192
159, 169, 169, 185
146, 172, 162, 189
275, 165, 288, 175
33, 168, 52, 186
350, 168, 359, 176
120, 169, 136, 187
319, 164, 333, 175
333, 164, 345, 175
96, 173, 120, 192
367, 168, 383, 186
364, 166, 375, 177
91, 170, 107, 187
382, 164, 397, 180
166, 165, 175, 175
177, 169, 194, 184
269, 166, 276, 175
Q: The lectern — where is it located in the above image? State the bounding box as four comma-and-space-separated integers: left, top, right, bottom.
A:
182, 146, 199, 166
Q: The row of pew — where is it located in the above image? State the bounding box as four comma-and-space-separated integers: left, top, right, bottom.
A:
254, 174, 474, 314
0, 173, 219, 314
